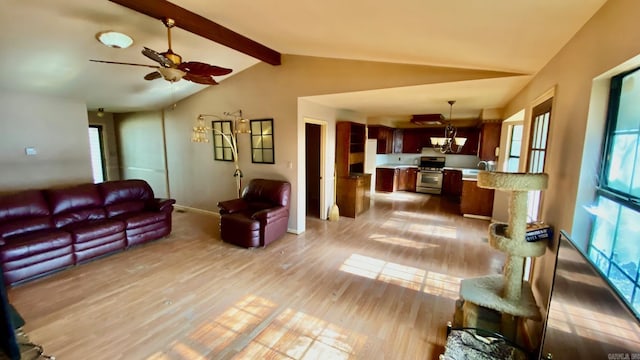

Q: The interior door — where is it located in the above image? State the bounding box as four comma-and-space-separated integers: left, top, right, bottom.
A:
305, 123, 321, 218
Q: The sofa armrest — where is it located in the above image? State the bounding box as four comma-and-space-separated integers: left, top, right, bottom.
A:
147, 198, 176, 212
0, 236, 4, 246
218, 198, 249, 215
252, 206, 288, 224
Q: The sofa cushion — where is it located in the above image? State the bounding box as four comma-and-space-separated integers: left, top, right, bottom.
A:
104, 200, 146, 218
99, 180, 153, 206
46, 183, 103, 215
115, 211, 167, 229
0, 190, 53, 238
53, 208, 107, 228
1, 229, 72, 262
64, 219, 126, 243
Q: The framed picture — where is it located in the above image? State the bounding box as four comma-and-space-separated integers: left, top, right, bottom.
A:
250, 118, 275, 164
211, 120, 234, 161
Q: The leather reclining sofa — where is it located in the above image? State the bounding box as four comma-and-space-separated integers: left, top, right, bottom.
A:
0, 179, 176, 286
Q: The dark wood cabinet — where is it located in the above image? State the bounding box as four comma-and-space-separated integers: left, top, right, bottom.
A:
442, 169, 463, 199
368, 125, 394, 154
405, 167, 418, 192
478, 122, 502, 160
376, 167, 418, 192
337, 174, 371, 218
336, 121, 370, 218
336, 121, 366, 177
393, 129, 403, 153
455, 127, 480, 155
460, 179, 494, 217
401, 129, 426, 153
375, 168, 398, 192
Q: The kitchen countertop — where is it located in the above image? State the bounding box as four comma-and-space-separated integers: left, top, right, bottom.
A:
376, 164, 419, 169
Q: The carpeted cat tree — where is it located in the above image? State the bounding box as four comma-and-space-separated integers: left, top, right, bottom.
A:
455, 171, 548, 341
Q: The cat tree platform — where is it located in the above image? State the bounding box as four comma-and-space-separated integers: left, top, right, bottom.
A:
488, 223, 546, 257
459, 275, 541, 320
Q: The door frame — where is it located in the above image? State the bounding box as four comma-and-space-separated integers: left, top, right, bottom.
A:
304, 118, 327, 220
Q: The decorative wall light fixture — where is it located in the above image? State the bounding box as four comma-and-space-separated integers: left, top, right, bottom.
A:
430, 100, 467, 153
191, 110, 251, 197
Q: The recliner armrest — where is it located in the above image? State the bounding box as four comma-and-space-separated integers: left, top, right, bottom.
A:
252, 206, 288, 224
147, 198, 176, 212
218, 198, 249, 215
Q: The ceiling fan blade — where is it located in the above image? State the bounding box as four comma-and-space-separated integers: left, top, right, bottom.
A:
144, 71, 163, 81
109, 0, 281, 66
142, 47, 174, 68
183, 73, 218, 85
177, 61, 232, 77
89, 59, 159, 69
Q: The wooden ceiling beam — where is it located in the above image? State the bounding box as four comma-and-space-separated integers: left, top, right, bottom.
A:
109, 0, 281, 65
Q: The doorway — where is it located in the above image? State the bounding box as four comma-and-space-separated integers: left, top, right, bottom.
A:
305, 123, 321, 217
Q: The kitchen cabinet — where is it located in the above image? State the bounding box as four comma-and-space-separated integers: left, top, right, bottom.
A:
393, 129, 403, 153
455, 127, 480, 155
442, 169, 463, 199
478, 122, 502, 160
368, 125, 394, 154
336, 121, 371, 218
337, 174, 371, 218
336, 121, 366, 177
401, 129, 426, 153
460, 179, 494, 218
376, 168, 398, 192
375, 167, 418, 192
398, 127, 479, 155
405, 167, 418, 192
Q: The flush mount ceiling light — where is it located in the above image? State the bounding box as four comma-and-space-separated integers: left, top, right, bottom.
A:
96, 31, 133, 49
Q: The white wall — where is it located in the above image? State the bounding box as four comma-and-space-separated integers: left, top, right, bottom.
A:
501, 0, 640, 345
0, 91, 91, 192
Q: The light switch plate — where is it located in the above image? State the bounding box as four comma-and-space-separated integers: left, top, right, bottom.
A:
25, 147, 37, 156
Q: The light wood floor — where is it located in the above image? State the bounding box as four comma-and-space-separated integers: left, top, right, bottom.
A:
7, 192, 503, 360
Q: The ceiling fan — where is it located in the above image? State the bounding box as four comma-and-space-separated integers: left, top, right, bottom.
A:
90, 18, 232, 85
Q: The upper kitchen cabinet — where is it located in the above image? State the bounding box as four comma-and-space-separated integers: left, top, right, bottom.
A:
401, 128, 426, 153
336, 121, 366, 176
478, 122, 502, 160
393, 129, 403, 153
367, 125, 394, 154
455, 127, 480, 155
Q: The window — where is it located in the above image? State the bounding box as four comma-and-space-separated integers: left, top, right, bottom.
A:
506, 124, 523, 172
527, 98, 552, 222
588, 66, 640, 318
212, 120, 234, 161
250, 118, 275, 164
88, 125, 105, 183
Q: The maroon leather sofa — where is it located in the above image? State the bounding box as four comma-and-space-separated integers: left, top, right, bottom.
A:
217, 179, 291, 248
0, 179, 175, 286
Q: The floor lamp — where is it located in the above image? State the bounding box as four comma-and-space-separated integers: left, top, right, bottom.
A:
191, 110, 251, 198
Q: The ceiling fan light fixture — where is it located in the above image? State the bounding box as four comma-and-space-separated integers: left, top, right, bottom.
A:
158, 67, 186, 82
96, 31, 133, 49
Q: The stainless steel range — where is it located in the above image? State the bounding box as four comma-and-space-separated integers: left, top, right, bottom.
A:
416, 156, 445, 194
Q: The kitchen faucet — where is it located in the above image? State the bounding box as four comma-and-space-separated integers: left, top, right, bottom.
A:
477, 160, 495, 171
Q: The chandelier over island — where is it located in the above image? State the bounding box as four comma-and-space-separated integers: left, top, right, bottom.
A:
191, 110, 251, 197
430, 100, 467, 153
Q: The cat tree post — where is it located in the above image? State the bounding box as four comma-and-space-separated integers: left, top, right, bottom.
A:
456, 171, 549, 341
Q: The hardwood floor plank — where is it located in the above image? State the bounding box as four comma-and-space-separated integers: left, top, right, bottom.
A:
7, 193, 499, 360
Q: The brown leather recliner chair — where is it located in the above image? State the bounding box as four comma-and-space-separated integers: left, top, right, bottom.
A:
217, 179, 291, 248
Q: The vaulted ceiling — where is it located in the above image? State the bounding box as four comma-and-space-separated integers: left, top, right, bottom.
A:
0, 0, 607, 118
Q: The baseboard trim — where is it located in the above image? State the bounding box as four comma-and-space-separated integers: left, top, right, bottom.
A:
463, 214, 492, 221
174, 205, 219, 218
